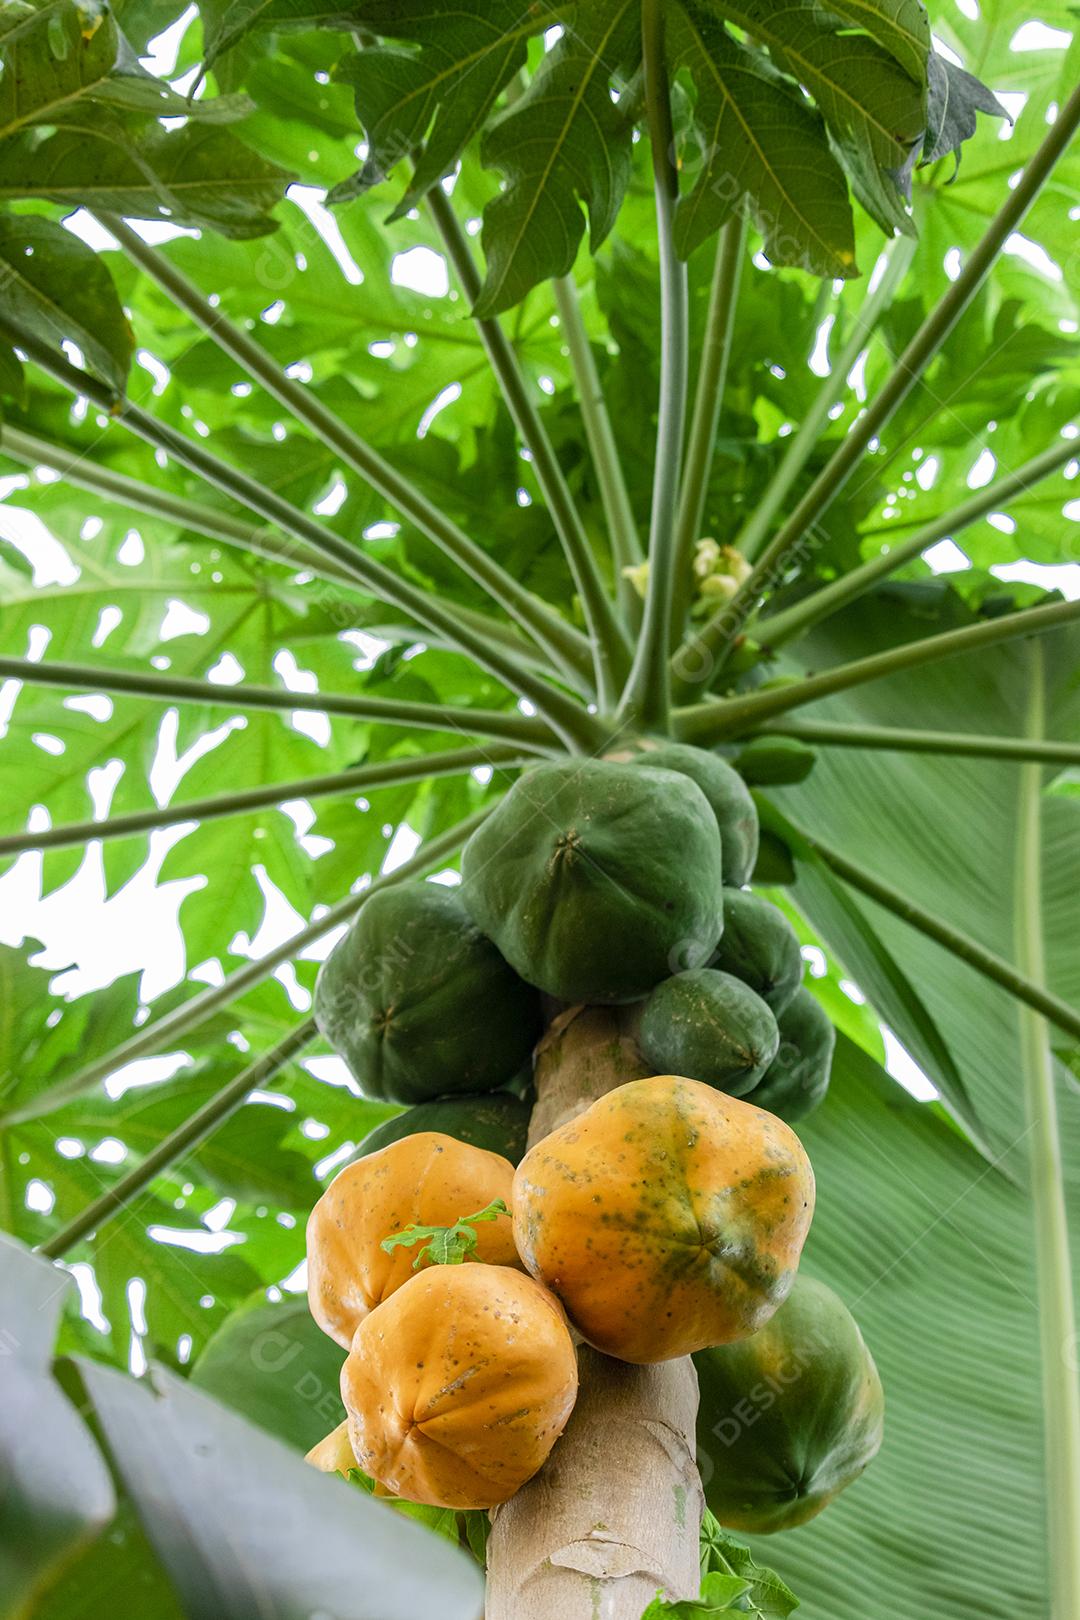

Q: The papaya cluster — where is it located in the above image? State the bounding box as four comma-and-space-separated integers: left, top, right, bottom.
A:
307, 747, 882, 1529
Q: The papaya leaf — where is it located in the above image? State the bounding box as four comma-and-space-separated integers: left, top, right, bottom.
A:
920, 50, 1011, 169
329, 2, 557, 214
699, 0, 926, 238
0, 214, 133, 394
200, 0, 363, 68
0, 125, 293, 237
670, 2, 857, 276
0, 0, 120, 139
0, 1234, 116, 1613
818, 0, 931, 80
380, 1197, 510, 1268
699, 1514, 800, 1617
474, 0, 639, 317
639, 1571, 754, 1616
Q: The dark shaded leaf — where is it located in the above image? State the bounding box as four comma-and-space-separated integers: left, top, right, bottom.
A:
0, 214, 133, 391
79, 1358, 486, 1618
191, 1292, 346, 1452
330, 2, 555, 213
0, 1234, 115, 1612
0, 124, 291, 235
672, 2, 857, 275
475, 0, 639, 316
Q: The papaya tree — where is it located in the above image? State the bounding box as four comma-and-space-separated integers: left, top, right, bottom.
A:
1, 0, 1079, 1616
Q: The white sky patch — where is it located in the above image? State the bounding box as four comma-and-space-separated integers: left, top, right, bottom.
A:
104, 1051, 191, 1101
966, 448, 997, 488
160, 599, 210, 641
118, 531, 145, 567
62, 1261, 110, 1332
203, 1197, 236, 1233
314, 476, 348, 516
391, 245, 449, 297
0, 505, 79, 585
417, 382, 462, 439
148, 1225, 246, 1253
383, 822, 421, 873
25, 1178, 55, 1214
141, 3, 197, 73
881, 1027, 938, 1101
992, 560, 1080, 598
287, 186, 364, 284
915, 454, 940, 491
923, 539, 972, 573
1003, 232, 1062, 280
1009, 20, 1072, 50
809, 316, 834, 377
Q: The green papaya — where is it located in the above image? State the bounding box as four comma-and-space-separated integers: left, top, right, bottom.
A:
638, 969, 779, 1096
710, 888, 803, 1015
628, 742, 759, 887
745, 986, 835, 1123
694, 1273, 884, 1534
353, 1090, 532, 1165
314, 881, 541, 1104
734, 736, 816, 785
461, 759, 725, 1004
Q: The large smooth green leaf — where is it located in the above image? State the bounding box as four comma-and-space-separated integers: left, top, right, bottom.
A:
733, 1035, 1073, 1617
0, 1235, 115, 1614
79, 1358, 485, 1619
776, 590, 1080, 1176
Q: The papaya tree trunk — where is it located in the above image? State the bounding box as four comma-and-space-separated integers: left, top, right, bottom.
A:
485, 1007, 704, 1619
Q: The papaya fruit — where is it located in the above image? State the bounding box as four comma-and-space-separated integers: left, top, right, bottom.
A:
694, 1273, 883, 1533
734, 736, 816, 785
638, 969, 779, 1096
314, 881, 540, 1104
460, 760, 725, 1003
710, 888, 803, 1015
306, 1132, 519, 1348
746, 986, 835, 1123
354, 1090, 532, 1166
627, 742, 760, 887
513, 1075, 815, 1363
341, 1264, 578, 1509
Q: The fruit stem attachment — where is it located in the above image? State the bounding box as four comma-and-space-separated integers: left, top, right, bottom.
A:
381, 1200, 511, 1269
618, 0, 689, 730
1014, 643, 1080, 1619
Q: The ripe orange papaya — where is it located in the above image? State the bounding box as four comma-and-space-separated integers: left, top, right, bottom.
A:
342, 1264, 578, 1509
513, 1075, 815, 1363
306, 1131, 518, 1348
